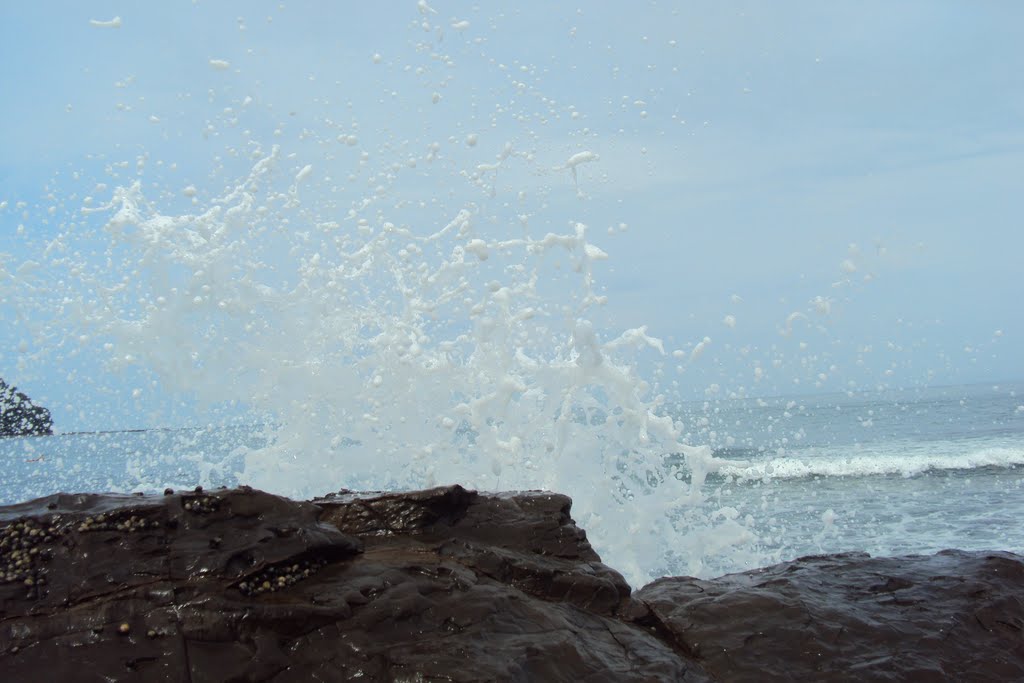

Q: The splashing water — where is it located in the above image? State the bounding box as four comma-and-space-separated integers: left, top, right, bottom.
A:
56, 146, 748, 584
0, 6, 774, 586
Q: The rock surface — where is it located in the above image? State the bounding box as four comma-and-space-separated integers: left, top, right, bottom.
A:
0, 484, 1021, 682
0, 378, 53, 437
635, 550, 1024, 682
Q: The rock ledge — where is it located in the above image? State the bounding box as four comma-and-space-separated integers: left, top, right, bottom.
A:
1, 485, 1021, 682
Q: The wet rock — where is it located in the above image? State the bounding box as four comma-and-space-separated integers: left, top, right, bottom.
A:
0, 378, 53, 437
0, 485, 705, 681
634, 550, 1024, 682
0, 485, 1021, 681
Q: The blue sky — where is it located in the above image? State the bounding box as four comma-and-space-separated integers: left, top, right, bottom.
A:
2, 2, 1024, 430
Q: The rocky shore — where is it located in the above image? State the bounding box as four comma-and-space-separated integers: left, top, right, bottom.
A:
1, 484, 1021, 681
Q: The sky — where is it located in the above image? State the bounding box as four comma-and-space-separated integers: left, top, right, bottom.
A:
2, 1, 1024, 430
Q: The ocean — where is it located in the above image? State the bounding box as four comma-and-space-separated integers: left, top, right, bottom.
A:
4, 381, 1022, 582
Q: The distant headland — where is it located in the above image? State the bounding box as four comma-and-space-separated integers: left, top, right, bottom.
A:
0, 379, 53, 437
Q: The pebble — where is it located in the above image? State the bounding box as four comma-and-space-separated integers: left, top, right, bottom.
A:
77, 513, 159, 533
237, 557, 329, 597
2, 504, 161, 595
182, 495, 220, 514
0, 518, 58, 590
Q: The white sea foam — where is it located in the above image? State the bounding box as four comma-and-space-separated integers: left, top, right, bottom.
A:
720, 444, 1024, 481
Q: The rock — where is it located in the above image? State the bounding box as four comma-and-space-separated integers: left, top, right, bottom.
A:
634, 550, 1024, 682
0, 485, 707, 682
0, 379, 53, 437
1, 485, 1022, 681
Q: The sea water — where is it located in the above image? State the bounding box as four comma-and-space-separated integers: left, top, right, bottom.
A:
2, 5, 1022, 587
3, 382, 1022, 581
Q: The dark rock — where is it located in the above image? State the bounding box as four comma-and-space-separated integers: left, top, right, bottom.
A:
0, 485, 706, 681
634, 550, 1024, 682
1, 485, 1022, 681
0, 378, 53, 437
